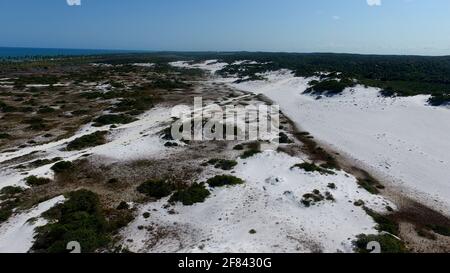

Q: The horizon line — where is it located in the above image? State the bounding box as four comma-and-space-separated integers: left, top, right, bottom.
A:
1, 45, 449, 58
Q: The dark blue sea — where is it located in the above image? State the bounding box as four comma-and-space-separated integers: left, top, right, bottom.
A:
0, 47, 141, 59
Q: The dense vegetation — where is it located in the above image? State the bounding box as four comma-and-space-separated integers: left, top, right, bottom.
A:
304, 79, 355, 97
32, 190, 110, 253
66, 131, 107, 151
354, 234, 407, 253
207, 175, 244, 188
290, 162, 336, 175
169, 182, 211, 205
137, 179, 175, 199
185, 52, 450, 105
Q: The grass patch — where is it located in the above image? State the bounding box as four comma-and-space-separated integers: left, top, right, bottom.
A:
137, 179, 174, 199
25, 176, 51, 187
291, 162, 336, 175
66, 131, 107, 151
354, 234, 407, 253
169, 182, 211, 206
207, 175, 244, 188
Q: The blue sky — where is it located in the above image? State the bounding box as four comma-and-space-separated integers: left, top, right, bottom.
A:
1, 0, 450, 55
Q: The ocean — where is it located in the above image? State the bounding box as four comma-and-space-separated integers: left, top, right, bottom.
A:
0, 47, 141, 59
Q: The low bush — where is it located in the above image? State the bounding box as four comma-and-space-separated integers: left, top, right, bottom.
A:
354, 234, 407, 253
66, 131, 107, 151
137, 179, 174, 199
51, 161, 74, 173
427, 225, 450, 237
357, 178, 385, 195
428, 94, 450, 106
305, 79, 355, 97
301, 190, 325, 207
0, 186, 24, 195
93, 114, 136, 127
25, 176, 51, 187
117, 201, 129, 210
169, 183, 211, 206
0, 133, 11, 139
37, 106, 56, 114
32, 190, 110, 253
364, 207, 399, 236
291, 162, 336, 175
207, 175, 244, 188
206, 159, 238, 171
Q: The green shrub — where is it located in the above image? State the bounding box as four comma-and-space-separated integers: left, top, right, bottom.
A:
207, 175, 244, 188
93, 114, 136, 127
427, 225, 450, 237
240, 149, 261, 159
117, 201, 129, 210
0, 133, 11, 139
278, 132, 293, 144
305, 79, 355, 97
354, 234, 407, 253
137, 179, 174, 199
0, 186, 24, 195
301, 190, 325, 207
233, 144, 244, 150
28, 157, 62, 168
291, 162, 336, 175
428, 94, 450, 106
23, 117, 48, 131
66, 131, 107, 151
206, 159, 238, 170
364, 207, 399, 236
37, 106, 56, 114
416, 228, 437, 240
25, 176, 51, 187
357, 178, 384, 195
51, 161, 74, 173
169, 183, 211, 206
32, 190, 110, 253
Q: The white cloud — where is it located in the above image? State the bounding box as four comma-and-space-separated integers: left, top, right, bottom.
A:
332, 15, 341, 20
367, 0, 381, 6
67, 0, 81, 6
